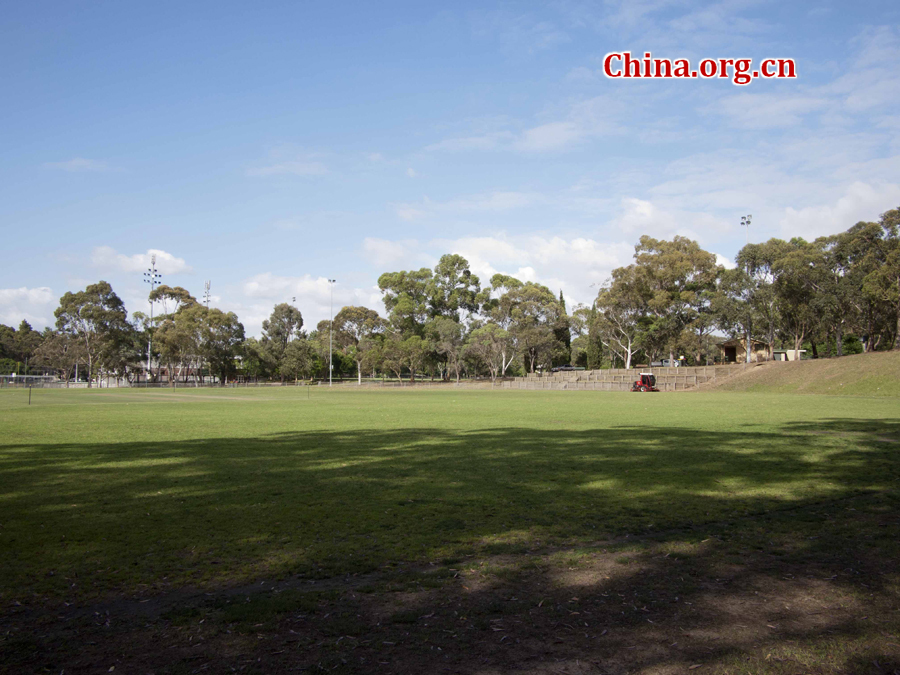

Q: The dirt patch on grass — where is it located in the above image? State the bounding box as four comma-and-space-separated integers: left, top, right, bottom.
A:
3, 493, 898, 675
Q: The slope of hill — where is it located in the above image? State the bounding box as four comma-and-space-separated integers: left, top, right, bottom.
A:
711, 350, 900, 396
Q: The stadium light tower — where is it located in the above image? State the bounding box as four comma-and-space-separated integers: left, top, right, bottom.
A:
328, 279, 336, 386
739, 215, 753, 364
203, 281, 211, 309
143, 255, 162, 379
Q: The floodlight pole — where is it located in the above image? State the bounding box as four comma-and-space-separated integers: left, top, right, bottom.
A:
740, 215, 753, 363
203, 281, 211, 309
328, 279, 336, 386
143, 255, 162, 382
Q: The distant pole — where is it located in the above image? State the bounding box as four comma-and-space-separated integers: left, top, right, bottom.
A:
28, 386, 32, 405
203, 281, 211, 309
740, 215, 752, 363
328, 279, 336, 386
144, 255, 162, 380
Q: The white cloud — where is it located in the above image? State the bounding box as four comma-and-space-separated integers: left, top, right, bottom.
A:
611, 197, 726, 242
514, 122, 582, 152
395, 204, 427, 221
708, 94, 828, 129
428, 94, 628, 154
779, 181, 900, 241
239, 274, 384, 336
714, 253, 736, 269
449, 191, 544, 212
0, 287, 55, 329
469, 10, 570, 55
394, 191, 546, 222
246, 161, 329, 177
91, 247, 193, 275
362, 238, 422, 267
43, 158, 114, 172
406, 167, 417, 178
424, 131, 515, 152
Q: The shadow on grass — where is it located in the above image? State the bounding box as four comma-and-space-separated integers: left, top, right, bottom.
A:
1, 419, 899, 672
0, 418, 898, 597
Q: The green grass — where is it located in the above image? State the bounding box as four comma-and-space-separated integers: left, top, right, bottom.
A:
717, 350, 900, 396
1, 385, 898, 606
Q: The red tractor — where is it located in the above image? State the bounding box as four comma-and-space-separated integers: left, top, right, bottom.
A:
631, 373, 659, 392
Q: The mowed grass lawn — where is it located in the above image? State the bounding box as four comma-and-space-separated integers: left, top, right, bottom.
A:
2, 385, 898, 607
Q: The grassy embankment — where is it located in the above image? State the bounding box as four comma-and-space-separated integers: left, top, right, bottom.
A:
713, 349, 900, 396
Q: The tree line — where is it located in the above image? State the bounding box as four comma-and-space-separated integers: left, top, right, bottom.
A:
2, 207, 898, 386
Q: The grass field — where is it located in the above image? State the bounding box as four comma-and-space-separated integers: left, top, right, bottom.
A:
2, 383, 899, 673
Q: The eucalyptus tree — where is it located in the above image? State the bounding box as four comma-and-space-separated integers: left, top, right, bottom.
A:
34, 332, 84, 384
280, 339, 314, 382
735, 239, 794, 359
479, 273, 524, 376
377, 268, 432, 337
54, 281, 130, 386
154, 304, 206, 385
427, 254, 481, 321
633, 236, 720, 364
593, 266, 646, 369
509, 281, 563, 373
148, 285, 198, 319
203, 309, 245, 383
428, 315, 466, 382
261, 303, 304, 382
331, 305, 384, 384
464, 323, 509, 382
771, 238, 822, 356
860, 208, 900, 349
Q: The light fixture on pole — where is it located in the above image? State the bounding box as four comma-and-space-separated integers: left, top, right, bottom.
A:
203, 281, 211, 309
740, 214, 752, 246
328, 279, 336, 386
143, 255, 162, 381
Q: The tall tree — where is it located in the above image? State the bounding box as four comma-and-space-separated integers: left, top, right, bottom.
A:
480, 274, 524, 375
465, 324, 509, 382
377, 268, 432, 336
33, 333, 84, 384
860, 208, 900, 350
331, 306, 384, 384
261, 303, 304, 382
594, 266, 646, 369
429, 316, 466, 382
509, 282, 562, 373
148, 285, 198, 318
633, 236, 720, 364
735, 239, 793, 359
552, 290, 572, 366
54, 281, 129, 387
426, 254, 481, 321
203, 309, 245, 383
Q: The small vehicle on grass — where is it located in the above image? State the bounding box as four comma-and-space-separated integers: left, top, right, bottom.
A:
631, 373, 659, 392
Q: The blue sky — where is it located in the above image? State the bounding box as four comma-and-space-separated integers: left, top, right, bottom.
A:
2, 1, 899, 335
